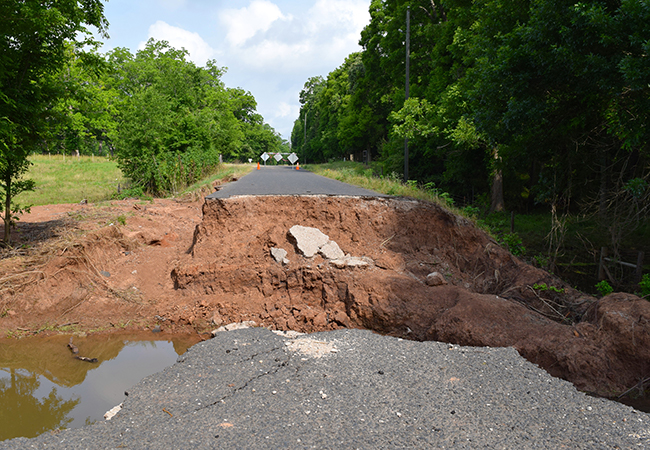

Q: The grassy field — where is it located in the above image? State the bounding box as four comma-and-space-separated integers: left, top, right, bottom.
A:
15, 155, 125, 206
14, 155, 256, 206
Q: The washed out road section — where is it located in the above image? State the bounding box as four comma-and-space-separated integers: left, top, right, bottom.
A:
207, 166, 388, 199
1, 327, 646, 449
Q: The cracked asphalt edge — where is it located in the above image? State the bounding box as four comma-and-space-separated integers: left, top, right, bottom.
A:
1, 327, 649, 449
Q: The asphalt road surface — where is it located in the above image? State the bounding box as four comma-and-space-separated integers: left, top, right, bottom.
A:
207, 166, 389, 199
2, 328, 647, 449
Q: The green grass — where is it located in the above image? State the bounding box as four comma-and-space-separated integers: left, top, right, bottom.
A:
15, 154, 125, 206
179, 163, 255, 196
304, 161, 460, 209
15, 156, 255, 207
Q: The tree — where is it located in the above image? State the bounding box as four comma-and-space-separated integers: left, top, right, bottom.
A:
0, 0, 108, 244
293, 76, 325, 163
112, 40, 238, 194
0, 369, 79, 440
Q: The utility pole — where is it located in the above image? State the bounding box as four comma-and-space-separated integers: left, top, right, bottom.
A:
404, 6, 410, 182
303, 109, 307, 165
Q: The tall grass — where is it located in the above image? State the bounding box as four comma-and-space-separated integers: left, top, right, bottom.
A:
304, 161, 460, 209
15, 154, 125, 206
179, 163, 255, 195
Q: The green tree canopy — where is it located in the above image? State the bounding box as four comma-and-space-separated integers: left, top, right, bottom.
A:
0, 0, 108, 244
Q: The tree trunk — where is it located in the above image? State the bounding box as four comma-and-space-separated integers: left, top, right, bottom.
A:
3, 171, 11, 245
490, 147, 505, 212
599, 150, 607, 220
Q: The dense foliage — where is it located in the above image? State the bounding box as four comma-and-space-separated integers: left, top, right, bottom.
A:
0, 0, 108, 243
50, 40, 288, 196
291, 0, 650, 230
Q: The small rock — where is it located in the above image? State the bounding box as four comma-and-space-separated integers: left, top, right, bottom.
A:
426, 272, 448, 286
100, 270, 111, 278
270, 247, 288, 264
211, 311, 223, 326
346, 257, 370, 268
271, 329, 304, 338
104, 403, 122, 420
152, 325, 162, 333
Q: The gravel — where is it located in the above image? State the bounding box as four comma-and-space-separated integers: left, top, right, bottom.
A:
2, 327, 648, 449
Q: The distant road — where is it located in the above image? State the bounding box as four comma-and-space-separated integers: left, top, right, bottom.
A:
207, 166, 389, 199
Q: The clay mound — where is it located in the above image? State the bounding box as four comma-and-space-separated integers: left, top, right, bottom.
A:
1, 199, 203, 332
171, 195, 650, 397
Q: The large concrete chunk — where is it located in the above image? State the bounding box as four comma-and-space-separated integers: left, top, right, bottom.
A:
289, 225, 330, 257
319, 240, 345, 260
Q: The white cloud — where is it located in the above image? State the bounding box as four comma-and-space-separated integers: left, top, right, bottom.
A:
219, 0, 369, 74
307, 0, 370, 34
216, 0, 370, 138
220, 0, 292, 47
276, 102, 300, 119
139, 21, 215, 66
239, 39, 311, 71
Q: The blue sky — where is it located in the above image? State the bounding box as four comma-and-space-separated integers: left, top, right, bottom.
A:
95, 0, 371, 141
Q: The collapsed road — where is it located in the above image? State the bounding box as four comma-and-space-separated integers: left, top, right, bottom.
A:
1, 326, 647, 449
2, 165, 650, 447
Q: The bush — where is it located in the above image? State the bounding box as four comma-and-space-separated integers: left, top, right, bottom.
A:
595, 280, 613, 297
639, 274, 650, 299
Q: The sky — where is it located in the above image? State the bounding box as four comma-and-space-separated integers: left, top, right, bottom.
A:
94, 0, 371, 141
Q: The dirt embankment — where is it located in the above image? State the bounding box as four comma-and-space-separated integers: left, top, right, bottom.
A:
2, 194, 650, 398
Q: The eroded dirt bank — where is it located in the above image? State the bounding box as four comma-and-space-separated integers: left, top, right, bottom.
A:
2, 194, 650, 398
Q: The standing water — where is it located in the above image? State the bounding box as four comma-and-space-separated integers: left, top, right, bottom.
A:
0, 332, 201, 441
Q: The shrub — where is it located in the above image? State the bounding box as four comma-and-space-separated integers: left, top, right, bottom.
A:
595, 280, 613, 297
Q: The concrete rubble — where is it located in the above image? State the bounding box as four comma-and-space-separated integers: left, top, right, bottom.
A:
270, 247, 289, 265
288, 225, 372, 269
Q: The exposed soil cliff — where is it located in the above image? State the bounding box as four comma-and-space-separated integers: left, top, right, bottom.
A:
2, 194, 649, 398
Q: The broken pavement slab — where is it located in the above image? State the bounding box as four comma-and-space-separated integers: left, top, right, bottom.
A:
288, 225, 371, 268
330, 256, 371, 269
318, 240, 345, 260
211, 320, 257, 336
288, 225, 330, 257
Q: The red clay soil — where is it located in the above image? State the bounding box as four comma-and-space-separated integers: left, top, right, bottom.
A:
1, 193, 649, 399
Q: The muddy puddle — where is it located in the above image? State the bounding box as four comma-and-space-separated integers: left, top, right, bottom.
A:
0, 332, 202, 441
